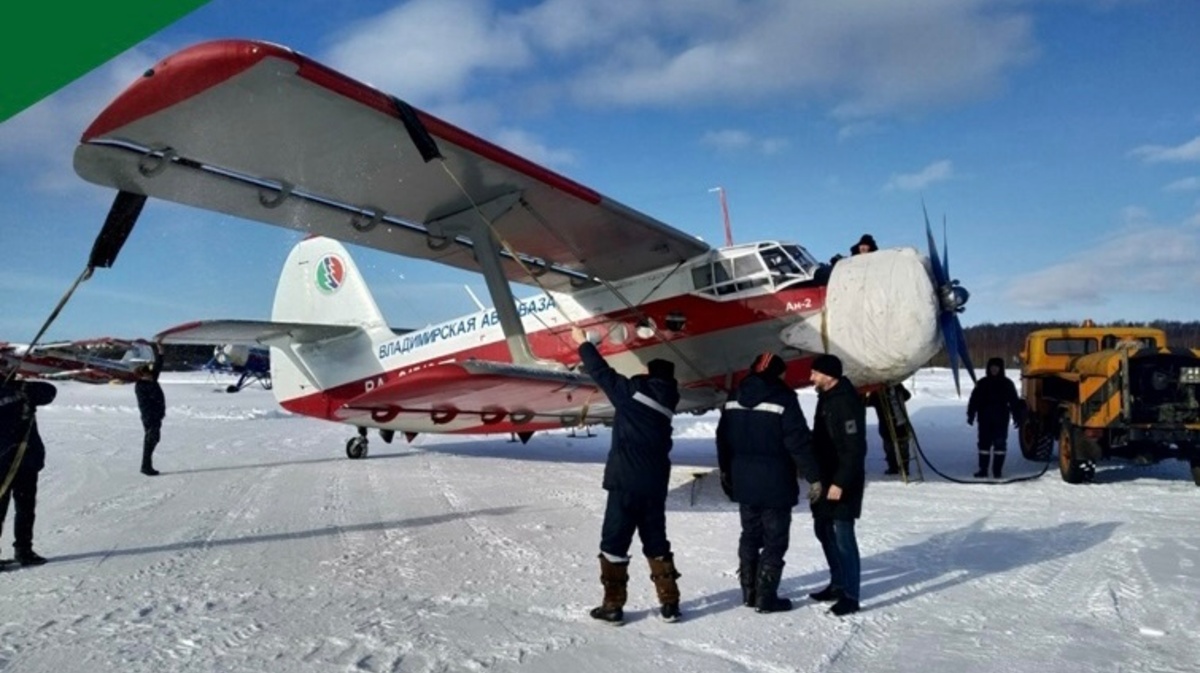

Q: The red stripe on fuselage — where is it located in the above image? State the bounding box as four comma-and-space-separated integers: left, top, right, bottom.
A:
278, 284, 826, 429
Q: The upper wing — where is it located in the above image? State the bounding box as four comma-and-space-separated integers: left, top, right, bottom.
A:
73, 40, 710, 291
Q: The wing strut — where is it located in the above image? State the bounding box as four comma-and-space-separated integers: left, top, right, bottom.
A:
426, 192, 550, 366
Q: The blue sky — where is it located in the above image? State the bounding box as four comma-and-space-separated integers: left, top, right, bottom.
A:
1, 0, 1199, 341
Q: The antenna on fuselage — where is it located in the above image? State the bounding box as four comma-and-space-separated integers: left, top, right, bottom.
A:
463, 285, 487, 312
708, 186, 733, 246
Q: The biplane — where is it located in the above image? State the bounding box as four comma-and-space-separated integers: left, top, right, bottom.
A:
0, 338, 155, 384
72, 40, 974, 458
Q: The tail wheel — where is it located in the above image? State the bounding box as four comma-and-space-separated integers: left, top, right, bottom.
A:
1191, 460, 1200, 487
1059, 425, 1085, 484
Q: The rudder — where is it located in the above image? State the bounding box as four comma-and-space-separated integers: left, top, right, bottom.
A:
273, 236, 387, 329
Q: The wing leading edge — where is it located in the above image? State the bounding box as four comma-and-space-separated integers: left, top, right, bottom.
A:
73, 40, 710, 291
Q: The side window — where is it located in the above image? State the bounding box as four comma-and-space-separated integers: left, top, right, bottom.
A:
691, 264, 713, 290
1044, 338, 1097, 355
732, 254, 764, 277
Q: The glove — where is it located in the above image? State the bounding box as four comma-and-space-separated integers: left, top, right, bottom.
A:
966, 416, 974, 426
720, 472, 733, 499
806, 481, 823, 505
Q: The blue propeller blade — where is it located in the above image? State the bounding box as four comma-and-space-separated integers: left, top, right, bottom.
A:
953, 316, 977, 385
923, 203, 947, 287
942, 215, 950, 280
940, 311, 962, 395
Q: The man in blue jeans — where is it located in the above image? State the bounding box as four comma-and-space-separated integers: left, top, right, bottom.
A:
573, 327, 682, 625
807, 354, 867, 616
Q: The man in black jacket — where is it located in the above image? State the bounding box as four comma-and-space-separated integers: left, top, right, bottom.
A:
808, 354, 866, 616
967, 357, 1023, 478
0, 371, 57, 569
717, 352, 819, 613
134, 344, 166, 476
573, 327, 682, 625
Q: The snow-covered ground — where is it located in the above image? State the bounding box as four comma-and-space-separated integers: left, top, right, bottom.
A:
1, 369, 1197, 673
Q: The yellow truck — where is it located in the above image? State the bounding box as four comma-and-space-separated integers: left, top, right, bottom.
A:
1017, 322, 1200, 485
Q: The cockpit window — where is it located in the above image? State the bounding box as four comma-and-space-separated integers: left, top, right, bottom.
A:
692, 244, 820, 298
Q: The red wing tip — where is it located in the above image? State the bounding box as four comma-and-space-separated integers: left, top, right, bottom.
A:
156, 320, 205, 339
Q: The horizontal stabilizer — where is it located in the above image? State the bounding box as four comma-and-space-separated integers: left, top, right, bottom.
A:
155, 319, 361, 347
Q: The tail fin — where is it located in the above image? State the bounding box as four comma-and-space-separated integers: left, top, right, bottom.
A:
270, 236, 389, 406
272, 236, 387, 329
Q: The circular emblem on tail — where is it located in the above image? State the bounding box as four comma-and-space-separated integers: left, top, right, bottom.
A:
315, 254, 346, 294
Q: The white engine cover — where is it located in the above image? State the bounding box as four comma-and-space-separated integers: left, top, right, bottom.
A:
781, 248, 942, 385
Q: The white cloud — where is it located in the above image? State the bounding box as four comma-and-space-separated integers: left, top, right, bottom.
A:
701, 129, 788, 155
838, 120, 885, 141
564, 0, 1036, 119
322, 0, 532, 105
328, 0, 1040, 122
1130, 135, 1200, 163
1164, 176, 1200, 192
490, 128, 575, 168
884, 160, 955, 192
1006, 215, 1200, 309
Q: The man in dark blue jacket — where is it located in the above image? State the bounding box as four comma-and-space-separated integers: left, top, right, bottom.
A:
0, 371, 57, 569
134, 347, 166, 476
573, 327, 681, 625
808, 354, 867, 616
967, 357, 1023, 478
717, 352, 819, 613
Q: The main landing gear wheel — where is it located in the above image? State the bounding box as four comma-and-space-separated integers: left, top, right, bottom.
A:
346, 435, 369, 460
1058, 425, 1094, 484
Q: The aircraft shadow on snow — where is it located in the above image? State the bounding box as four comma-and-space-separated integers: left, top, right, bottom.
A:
50, 505, 527, 565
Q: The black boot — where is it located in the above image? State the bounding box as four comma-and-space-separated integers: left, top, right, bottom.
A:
14, 547, 46, 567
992, 453, 1006, 479
590, 555, 628, 625
829, 597, 860, 616
974, 452, 990, 479
648, 554, 682, 622
808, 585, 842, 602
738, 561, 758, 608
755, 565, 793, 613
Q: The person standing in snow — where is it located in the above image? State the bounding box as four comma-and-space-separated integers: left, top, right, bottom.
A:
863, 384, 912, 476
573, 326, 682, 625
966, 357, 1023, 479
716, 352, 819, 613
807, 354, 866, 616
134, 343, 166, 476
0, 367, 56, 569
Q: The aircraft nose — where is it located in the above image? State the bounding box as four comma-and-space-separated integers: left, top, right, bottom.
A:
780, 248, 942, 386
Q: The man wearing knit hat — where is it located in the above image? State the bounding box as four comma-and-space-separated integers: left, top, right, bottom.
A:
716, 352, 819, 613
573, 327, 682, 624
851, 234, 878, 256
807, 353, 867, 616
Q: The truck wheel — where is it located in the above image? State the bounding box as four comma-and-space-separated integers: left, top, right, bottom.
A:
1059, 426, 1086, 484
1019, 419, 1039, 460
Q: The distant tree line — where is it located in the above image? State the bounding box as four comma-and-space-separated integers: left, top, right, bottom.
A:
929, 320, 1200, 370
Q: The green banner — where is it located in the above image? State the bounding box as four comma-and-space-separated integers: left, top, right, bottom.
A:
1, 1, 212, 122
